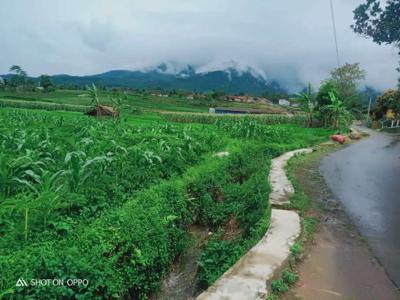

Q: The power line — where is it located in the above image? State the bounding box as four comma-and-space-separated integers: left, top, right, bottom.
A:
330, 0, 341, 68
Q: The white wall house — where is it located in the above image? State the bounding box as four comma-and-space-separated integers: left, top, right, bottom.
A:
278, 99, 290, 106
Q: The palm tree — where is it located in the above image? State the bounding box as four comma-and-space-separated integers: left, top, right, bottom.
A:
294, 83, 316, 127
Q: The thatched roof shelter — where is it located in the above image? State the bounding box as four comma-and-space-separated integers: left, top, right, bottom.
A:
85, 105, 119, 118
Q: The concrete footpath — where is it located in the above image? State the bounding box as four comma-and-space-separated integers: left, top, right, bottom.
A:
197, 209, 300, 300
197, 149, 313, 300
269, 149, 313, 206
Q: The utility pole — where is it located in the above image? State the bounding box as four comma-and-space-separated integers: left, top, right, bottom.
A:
367, 96, 372, 125
330, 0, 341, 68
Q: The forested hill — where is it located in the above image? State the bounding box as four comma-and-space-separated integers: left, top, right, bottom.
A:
2, 64, 289, 95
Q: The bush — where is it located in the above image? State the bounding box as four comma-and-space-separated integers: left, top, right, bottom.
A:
282, 269, 299, 285
270, 279, 289, 294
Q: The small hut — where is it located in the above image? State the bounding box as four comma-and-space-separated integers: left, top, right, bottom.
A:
85, 105, 119, 118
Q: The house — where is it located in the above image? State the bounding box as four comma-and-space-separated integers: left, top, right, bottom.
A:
290, 102, 301, 108
85, 105, 119, 118
226, 95, 256, 103
278, 99, 291, 106
257, 97, 272, 105
210, 107, 281, 115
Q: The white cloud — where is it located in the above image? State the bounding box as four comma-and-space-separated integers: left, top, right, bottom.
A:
0, 0, 398, 91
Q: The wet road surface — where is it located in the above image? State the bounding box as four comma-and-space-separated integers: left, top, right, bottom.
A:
321, 128, 400, 287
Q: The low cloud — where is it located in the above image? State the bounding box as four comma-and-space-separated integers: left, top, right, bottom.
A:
0, 0, 398, 91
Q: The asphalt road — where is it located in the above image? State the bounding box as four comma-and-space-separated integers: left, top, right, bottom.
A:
320, 128, 400, 287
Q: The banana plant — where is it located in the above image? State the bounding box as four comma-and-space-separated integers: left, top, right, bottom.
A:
86, 83, 100, 107
294, 83, 317, 127
326, 91, 353, 130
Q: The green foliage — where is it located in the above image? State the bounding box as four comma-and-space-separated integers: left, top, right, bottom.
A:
0, 99, 90, 112
86, 84, 100, 106
373, 89, 400, 119
165, 113, 308, 126
316, 81, 338, 108
8, 65, 30, 91
290, 241, 303, 258
315, 82, 353, 130
315, 64, 365, 125
293, 83, 316, 127
352, 0, 400, 83
270, 279, 289, 294
352, 0, 400, 46
0, 108, 332, 299
303, 217, 320, 240
269, 269, 298, 297
282, 269, 299, 285
39, 75, 55, 92
196, 144, 272, 286
329, 63, 366, 105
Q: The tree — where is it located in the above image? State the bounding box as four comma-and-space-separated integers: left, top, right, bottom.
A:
210, 90, 225, 100
9, 65, 28, 89
39, 75, 54, 92
352, 0, 400, 80
352, 0, 400, 47
374, 89, 400, 119
316, 81, 338, 108
0, 76, 5, 90
293, 83, 316, 127
329, 63, 366, 105
9, 65, 27, 78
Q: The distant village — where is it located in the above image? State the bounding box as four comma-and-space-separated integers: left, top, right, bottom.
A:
149, 91, 300, 108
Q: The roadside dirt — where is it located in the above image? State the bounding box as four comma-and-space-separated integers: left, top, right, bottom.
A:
283, 147, 400, 300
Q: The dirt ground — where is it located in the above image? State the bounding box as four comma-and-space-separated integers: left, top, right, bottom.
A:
283, 147, 400, 300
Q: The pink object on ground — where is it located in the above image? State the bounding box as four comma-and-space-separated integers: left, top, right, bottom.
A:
331, 135, 346, 144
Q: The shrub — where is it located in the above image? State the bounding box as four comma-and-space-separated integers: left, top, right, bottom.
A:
282, 269, 299, 285
270, 279, 289, 294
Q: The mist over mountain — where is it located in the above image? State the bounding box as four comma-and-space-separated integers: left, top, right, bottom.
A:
47, 62, 289, 95
0, 62, 291, 95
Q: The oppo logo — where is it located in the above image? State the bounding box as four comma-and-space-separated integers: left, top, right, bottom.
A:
16, 278, 89, 287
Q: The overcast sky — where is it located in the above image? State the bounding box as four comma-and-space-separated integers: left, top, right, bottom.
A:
0, 0, 398, 91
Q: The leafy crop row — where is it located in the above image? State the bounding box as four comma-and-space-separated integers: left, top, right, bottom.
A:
0, 99, 90, 112
164, 113, 308, 126
0, 109, 223, 254
0, 109, 332, 299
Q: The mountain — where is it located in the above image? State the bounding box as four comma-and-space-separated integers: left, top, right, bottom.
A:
2, 63, 289, 95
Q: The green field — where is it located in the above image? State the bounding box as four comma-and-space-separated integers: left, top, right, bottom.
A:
0, 89, 289, 114
0, 102, 331, 299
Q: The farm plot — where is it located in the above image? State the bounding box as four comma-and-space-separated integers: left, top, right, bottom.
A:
0, 109, 332, 299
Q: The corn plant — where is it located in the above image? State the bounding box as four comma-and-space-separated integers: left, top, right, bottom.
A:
62, 151, 112, 192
